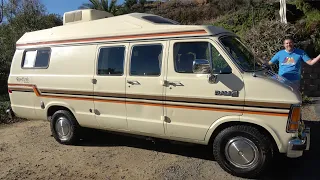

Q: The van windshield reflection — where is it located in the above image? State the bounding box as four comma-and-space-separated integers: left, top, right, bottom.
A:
219, 36, 263, 72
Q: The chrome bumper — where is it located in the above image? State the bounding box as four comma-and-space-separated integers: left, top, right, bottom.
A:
286, 127, 310, 158
5, 107, 14, 120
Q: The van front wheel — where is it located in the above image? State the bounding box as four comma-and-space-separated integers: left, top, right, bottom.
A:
213, 125, 273, 178
50, 110, 80, 145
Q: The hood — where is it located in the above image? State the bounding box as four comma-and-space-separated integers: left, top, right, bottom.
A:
262, 70, 300, 92
243, 69, 302, 107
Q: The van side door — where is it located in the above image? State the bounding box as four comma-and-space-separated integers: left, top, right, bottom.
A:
164, 39, 245, 141
125, 41, 168, 135
93, 43, 129, 130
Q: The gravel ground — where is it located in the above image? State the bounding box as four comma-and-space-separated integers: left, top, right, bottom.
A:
0, 104, 319, 180
302, 105, 320, 121
302, 98, 320, 121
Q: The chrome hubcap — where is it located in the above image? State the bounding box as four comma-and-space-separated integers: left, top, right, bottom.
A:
225, 137, 259, 168
55, 117, 71, 141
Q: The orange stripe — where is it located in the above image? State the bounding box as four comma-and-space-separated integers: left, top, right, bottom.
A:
16, 30, 207, 47
8, 83, 288, 117
244, 110, 288, 117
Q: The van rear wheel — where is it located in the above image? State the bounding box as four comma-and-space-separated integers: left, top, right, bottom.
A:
50, 110, 80, 145
212, 125, 273, 178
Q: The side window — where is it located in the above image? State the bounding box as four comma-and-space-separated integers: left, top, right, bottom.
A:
173, 41, 231, 74
130, 44, 162, 76
22, 49, 51, 68
174, 42, 210, 73
97, 46, 125, 76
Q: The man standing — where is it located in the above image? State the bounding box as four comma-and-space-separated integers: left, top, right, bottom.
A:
268, 36, 320, 88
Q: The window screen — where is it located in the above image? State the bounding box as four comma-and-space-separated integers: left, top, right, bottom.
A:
23, 51, 37, 68
130, 44, 163, 76
97, 46, 125, 76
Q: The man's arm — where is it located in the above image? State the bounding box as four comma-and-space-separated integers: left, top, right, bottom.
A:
268, 52, 279, 65
305, 54, 320, 65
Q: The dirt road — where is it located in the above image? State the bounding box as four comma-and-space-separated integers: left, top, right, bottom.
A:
0, 120, 319, 180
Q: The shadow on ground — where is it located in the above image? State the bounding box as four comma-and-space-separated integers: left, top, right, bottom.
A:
77, 121, 320, 180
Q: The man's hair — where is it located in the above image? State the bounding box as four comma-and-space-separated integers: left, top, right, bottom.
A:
283, 35, 294, 43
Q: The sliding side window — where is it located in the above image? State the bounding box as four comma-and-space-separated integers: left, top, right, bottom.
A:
130, 44, 163, 76
97, 46, 125, 76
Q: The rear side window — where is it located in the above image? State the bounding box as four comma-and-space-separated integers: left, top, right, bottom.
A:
130, 44, 163, 76
97, 46, 125, 76
22, 48, 51, 68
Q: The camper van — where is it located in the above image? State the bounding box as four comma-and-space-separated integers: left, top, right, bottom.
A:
6, 9, 310, 178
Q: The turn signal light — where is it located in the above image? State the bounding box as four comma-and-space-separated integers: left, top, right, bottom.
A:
287, 106, 301, 132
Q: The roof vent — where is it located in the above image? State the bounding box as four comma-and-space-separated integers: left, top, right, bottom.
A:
63, 9, 114, 25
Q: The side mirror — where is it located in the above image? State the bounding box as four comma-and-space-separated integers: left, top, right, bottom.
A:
192, 59, 211, 74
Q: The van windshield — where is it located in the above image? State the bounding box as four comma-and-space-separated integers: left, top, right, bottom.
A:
219, 36, 263, 72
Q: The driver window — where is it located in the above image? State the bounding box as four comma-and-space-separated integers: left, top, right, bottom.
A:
173, 41, 231, 74
211, 45, 232, 74
174, 42, 210, 73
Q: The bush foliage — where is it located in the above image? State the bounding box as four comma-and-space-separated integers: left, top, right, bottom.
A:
0, 0, 319, 120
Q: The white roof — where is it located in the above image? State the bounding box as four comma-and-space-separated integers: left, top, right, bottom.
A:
16, 12, 233, 46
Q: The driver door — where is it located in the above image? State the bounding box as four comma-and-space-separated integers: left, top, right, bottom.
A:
164, 38, 245, 141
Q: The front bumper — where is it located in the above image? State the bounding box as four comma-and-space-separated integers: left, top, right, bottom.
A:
286, 126, 310, 158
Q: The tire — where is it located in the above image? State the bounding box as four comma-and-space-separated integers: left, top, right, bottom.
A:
213, 125, 274, 179
50, 110, 80, 145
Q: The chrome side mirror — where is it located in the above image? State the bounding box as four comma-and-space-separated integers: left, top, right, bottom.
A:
192, 59, 211, 74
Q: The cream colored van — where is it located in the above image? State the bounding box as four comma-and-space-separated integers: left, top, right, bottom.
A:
6, 9, 310, 178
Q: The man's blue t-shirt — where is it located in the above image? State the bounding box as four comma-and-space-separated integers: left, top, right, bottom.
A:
270, 48, 310, 81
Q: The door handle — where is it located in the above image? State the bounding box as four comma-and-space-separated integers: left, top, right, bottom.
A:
127, 80, 140, 85
168, 81, 183, 86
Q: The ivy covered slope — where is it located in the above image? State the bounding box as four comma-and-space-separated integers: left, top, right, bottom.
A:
146, 1, 320, 64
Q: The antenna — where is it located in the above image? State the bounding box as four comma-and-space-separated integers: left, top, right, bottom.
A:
251, 0, 256, 77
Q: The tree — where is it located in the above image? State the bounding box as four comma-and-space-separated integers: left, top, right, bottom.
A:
0, 0, 62, 95
0, 0, 3, 23
124, 0, 138, 9
79, 0, 118, 15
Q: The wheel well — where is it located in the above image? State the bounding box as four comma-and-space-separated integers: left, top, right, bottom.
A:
47, 106, 73, 121
208, 121, 279, 153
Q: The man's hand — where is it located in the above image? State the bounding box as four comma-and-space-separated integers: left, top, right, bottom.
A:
262, 62, 271, 70
306, 54, 320, 65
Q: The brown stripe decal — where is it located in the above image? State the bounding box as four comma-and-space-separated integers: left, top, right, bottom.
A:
8, 83, 289, 117
38, 88, 290, 109
40, 89, 94, 96
16, 30, 207, 47
10, 87, 34, 92
245, 101, 290, 109
166, 96, 243, 106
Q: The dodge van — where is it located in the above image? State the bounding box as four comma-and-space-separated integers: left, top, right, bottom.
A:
6, 9, 310, 178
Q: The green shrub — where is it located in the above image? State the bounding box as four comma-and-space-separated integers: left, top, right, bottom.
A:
0, 100, 11, 124
211, 3, 277, 36
302, 92, 312, 104
240, 20, 312, 66
0, 95, 25, 124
